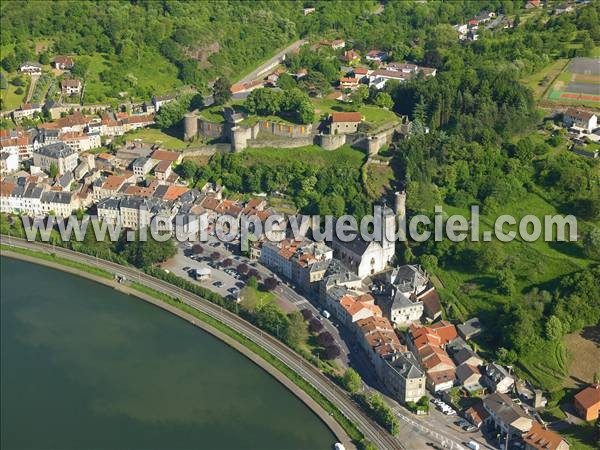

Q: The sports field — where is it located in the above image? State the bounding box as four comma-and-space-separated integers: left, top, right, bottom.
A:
546, 57, 600, 108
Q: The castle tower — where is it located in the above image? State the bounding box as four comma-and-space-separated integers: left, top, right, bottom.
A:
183, 112, 198, 141
382, 205, 396, 265
394, 190, 406, 217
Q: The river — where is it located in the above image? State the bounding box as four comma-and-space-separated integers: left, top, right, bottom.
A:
0, 257, 335, 450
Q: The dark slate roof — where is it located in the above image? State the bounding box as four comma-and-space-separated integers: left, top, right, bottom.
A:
35, 142, 76, 159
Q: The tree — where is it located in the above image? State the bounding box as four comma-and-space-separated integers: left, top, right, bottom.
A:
210, 251, 220, 261
374, 92, 393, 109
222, 258, 233, 267
245, 88, 282, 115
14, 87, 24, 95
283, 311, 308, 348
350, 85, 369, 107
324, 344, 340, 360
300, 308, 313, 320
155, 96, 191, 129
49, 162, 59, 178
308, 318, 324, 333
71, 56, 91, 79
497, 268, 516, 296
237, 263, 249, 274
1, 54, 18, 72
39, 52, 50, 65
246, 275, 258, 289
263, 276, 278, 291
213, 77, 231, 105
316, 331, 334, 346
342, 368, 362, 393
277, 73, 296, 90
582, 227, 600, 260
545, 315, 564, 341
192, 244, 203, 254
118, 231, 177, 268
177, 160, 197, 180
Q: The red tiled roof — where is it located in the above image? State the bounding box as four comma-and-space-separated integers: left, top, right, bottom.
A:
523, 421, 567, 450
151, 150, 180, 162
574, 384, 600, 410
331, 112, 362, 123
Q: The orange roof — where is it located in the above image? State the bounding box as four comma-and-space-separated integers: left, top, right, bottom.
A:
0, 181, 15, 197
430, 320, 458, 344
97, 152, 114, 160
201, 196, 220, 211
151, 150, 180, 162
331, 112, 362, 123
574, 384, 600, 410
102, 175, 128, 190
161, 185, 188, 201
154, 160, 171, 173
340, 77, 358, 84
523, 421, 567, 450
353, 67, 369, 74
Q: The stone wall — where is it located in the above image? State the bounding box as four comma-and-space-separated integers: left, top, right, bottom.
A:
318, 133, 347, 151
257, 120, 313, 138
182, 143, 232, 157
247, 136, 314, 149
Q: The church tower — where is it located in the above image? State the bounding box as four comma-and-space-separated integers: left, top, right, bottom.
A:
382, 205, 396, 265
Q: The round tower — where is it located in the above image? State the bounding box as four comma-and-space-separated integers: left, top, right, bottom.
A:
183, 112, 198, 141
394, 191, 406, 217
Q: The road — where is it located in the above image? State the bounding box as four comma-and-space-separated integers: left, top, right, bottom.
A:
237, 39, 307, 85
1, 237, 402, 450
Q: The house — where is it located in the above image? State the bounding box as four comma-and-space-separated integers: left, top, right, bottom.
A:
330, 39, 346, 50
339, 77, 360, 90
482, 363, 515, 394
329, 111, 363, 135
457, 317, 483, 340
20, 62, 42, 74
303, 6, 316, 15
554, 3, 574, 14
464, 402, 490, 428
40, 190, 78, 218
420, 288, 442, 321
352, 67, 370, 80
407, 322, 458, 392
523, 421, 570, 450
12, 103, 42, 121
33, 142, 78, 175
381, 352, 427, 404
355, 315, 405, 368
151, 149, 183, 164
325, 286, 382, 328
483, 392, 533, 438
60, 131, 101, 153
384, 265, 429, 326
342, 49, 360, 64
0, 150, 19, 174
456, 364, 483, 392
573, 384, 600, 421
132, 156, 156, 178
451, 346, 484, 368
525, 0, 541, 8
366, 49, 388, 62
61, 78, 82, 95
153, 159, 173, 181
52, 55, 74, 70
93, 174, 131, 200
563, 108, 598, 133
152, 93, 177, 111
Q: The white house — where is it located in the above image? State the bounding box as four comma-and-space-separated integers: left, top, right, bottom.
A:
20, 62, 42, 74
563, 108, 598, 133
0, 150, 19, 174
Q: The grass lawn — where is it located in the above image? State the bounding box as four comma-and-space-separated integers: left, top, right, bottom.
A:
197, 104, 226, 123
240, 286, 276, 312
125, 126, 191, 150
1, 71, 27, 110
520, 59, 568, 100
559, 422, 598, 450
312, 97, 399, 129
237, 144, 366, 169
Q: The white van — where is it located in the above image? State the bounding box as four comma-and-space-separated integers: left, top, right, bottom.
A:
466, 440, 480, 450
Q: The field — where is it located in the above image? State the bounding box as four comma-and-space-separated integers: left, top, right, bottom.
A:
364, 162, 394, 199
521, 59, 569, 100
237, 144, 366, 169
545, 57, 600, 108
125, 127, 191, 150
563, 325, 600, 388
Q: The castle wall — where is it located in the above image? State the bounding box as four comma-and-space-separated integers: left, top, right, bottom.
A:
247, 136, 314, 149
257, 120, 313, 138
184, 113, 198, 141
318, 133, 347, 151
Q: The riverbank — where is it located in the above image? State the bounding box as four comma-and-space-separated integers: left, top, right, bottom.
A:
0, 248, 355, 449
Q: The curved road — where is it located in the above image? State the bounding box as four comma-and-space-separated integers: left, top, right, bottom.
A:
2, 237, 402, 450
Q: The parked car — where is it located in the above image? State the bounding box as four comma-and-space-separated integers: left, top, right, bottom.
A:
183, 266, 190, 271
212, 281, 223, 287
465, 441, 480, 450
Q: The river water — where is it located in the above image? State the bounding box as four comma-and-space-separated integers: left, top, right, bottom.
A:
0, 257, 335, 450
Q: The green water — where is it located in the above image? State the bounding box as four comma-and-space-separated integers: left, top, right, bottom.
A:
0, 257, 335, 450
